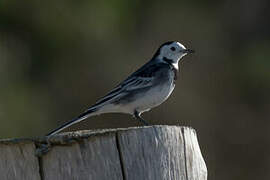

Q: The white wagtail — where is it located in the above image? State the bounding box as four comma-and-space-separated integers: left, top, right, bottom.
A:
46, 41, 194, 136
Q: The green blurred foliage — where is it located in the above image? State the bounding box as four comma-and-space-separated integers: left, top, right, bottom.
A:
0, 0, 270, 180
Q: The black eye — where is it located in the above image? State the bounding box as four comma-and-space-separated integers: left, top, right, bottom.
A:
170, 47, 176, 51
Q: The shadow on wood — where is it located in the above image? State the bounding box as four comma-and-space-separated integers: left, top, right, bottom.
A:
0, 126, 207, 180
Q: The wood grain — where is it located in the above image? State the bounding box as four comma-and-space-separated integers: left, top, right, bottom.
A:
41, 132, 123, 180
117, 126, 207, 180
0, 126, 207, 180
0, 141, 41, 180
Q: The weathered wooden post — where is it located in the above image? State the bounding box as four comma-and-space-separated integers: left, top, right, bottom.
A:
0, 126, 207, 180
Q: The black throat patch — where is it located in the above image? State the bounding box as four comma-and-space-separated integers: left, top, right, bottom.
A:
163, 57, 178, 82
163, 57, 174, 65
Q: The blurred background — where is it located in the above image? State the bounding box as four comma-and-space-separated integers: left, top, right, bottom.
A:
0, 0, 270, 179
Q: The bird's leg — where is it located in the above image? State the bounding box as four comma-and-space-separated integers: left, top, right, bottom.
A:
133, 111, 164, 145
134, 111, 150, 126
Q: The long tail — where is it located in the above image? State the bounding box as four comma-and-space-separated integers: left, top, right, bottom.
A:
46, 108, 98, 137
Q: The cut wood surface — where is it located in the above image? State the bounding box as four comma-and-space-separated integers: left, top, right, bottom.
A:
0, 126, 207, 180
0, 141, 41, 180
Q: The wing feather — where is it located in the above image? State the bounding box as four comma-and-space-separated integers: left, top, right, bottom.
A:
93, 62, 164, 106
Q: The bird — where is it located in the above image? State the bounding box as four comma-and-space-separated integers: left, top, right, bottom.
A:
46, 41, 194, 136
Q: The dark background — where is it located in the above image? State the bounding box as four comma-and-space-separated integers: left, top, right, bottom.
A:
1, 0, 270, 179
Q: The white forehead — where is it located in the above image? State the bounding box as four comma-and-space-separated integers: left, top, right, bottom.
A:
159, 41, 186, 53
175, 42, 186, 49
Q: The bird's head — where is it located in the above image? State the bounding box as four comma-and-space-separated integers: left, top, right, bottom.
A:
154, 41, 194, 69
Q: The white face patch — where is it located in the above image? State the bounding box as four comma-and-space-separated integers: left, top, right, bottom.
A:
157, 41, 187, 69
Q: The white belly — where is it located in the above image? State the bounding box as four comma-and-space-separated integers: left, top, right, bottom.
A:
129, 81, 175, 113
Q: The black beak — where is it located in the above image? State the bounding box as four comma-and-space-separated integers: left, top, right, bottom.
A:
182, 49, 195, 54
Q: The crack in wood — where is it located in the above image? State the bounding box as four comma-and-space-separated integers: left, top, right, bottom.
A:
0, 126, 206, 180
116, 132, 127, 180
35, 143, 44, 180
181, 127, 189, 180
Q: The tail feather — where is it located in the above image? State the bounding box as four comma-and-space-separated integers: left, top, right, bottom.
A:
46, 108, 97, 137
